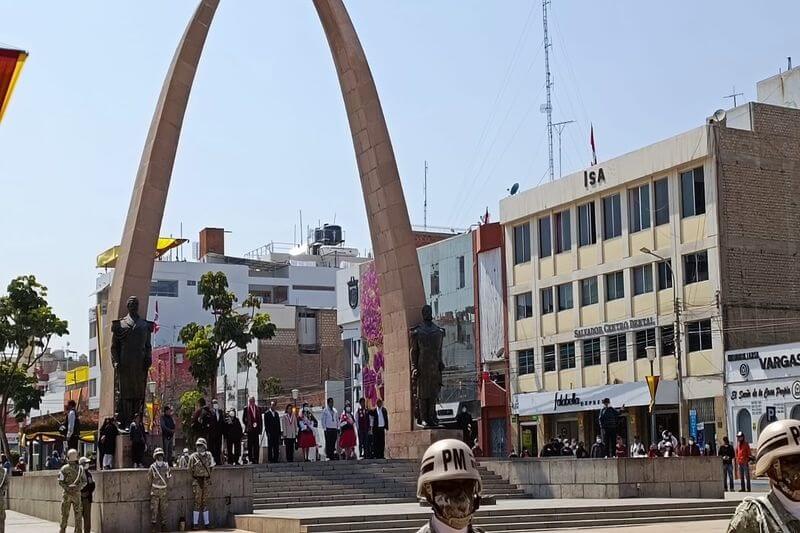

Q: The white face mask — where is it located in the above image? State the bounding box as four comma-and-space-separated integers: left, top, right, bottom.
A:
596, 438, 602, 444
155, 459, 165, 466
346, 407, 352, 413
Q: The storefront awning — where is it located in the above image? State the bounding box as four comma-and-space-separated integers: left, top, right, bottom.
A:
514, 379, 678, 416
96, 237, 188, 268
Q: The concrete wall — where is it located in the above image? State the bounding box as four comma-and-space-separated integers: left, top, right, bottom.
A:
9, 466, 253, 532
481, 457, 723, 499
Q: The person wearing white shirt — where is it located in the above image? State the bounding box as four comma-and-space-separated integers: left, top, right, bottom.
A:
321, 398, 339, 460
629, 435, 646, 458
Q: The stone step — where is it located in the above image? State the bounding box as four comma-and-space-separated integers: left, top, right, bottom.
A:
253, 489, 526, 503
254, 497, 417, 510
252, 476, 508, 488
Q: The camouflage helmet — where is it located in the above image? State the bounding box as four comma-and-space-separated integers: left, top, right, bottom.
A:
66, 449, 79, 462
78, 457, 90, 466
153, 448, 164, 458
195, 438, 208, 449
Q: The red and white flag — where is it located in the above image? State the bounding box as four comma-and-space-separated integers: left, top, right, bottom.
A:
590, 124, 597, 166
153, 300, 161, 334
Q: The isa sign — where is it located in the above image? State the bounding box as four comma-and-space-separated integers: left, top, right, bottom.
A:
689, 409, 698, 439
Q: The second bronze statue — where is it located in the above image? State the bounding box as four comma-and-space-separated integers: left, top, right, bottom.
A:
110, 295, 153, 429
410, 305, 445, 427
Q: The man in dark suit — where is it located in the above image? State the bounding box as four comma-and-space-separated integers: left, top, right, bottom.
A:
208, 398, 224, 464
370, 399, 389, 459
243, 396, 263, 464
263, 400, 282, 463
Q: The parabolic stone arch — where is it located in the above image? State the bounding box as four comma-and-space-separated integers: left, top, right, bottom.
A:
100, 0, 425, 444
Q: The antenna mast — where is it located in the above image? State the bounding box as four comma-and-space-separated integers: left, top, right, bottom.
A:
423, 160, 428, 229
723, 85, 744, 107
542, 0, 555, 182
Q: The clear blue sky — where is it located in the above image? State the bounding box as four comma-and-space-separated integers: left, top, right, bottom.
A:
0, 1, 796, 355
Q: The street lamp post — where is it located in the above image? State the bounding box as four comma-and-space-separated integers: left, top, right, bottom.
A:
640, 247, 685, 439
645, 345, 657, 444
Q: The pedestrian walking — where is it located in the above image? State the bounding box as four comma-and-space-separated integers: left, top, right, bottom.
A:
191, 397, 214, 444
339, 403, 357, 460
188, 437, 215, 530
590, 437, 606, 458
736, 431, 752, 492
47, 450, 62, 470
629, 435, 647, 457
456, 405, 473, 445
0, 454, 8, 533
129, 413, 147, 468
208, 399, 224, 465
177, 448, 191, 469
159, 405, 176, 465
719, 436, 735, 492
598, 398, 624, 458
727, 420, 800, 531
370, 399, 389, 459
321, 397, 339, 460
78, 457, 94, 533
63, 400, 80, 453
14, 458, 26, 473
148, 447, 171, 532
298, 406, 317, 462
58, 449, 87, 533
242, 397, 262, 465
224, 408, 243, 465
356, 398, 372, 459
264, 400, 282, 463
281, 404, 298, 462
99, 417, 119, 470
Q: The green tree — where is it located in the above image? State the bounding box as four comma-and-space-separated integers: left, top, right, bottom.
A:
178, 390, 204, 445
178, 271, 276, 391
262, 376, 282, 398
0, 276, 69, 455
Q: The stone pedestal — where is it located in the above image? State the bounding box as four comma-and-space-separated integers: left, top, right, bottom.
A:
386, 428, 461, 459
114, 434, 132, 469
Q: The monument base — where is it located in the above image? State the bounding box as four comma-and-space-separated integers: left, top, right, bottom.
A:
386, 428, 462, 459
114, 434, 132, 469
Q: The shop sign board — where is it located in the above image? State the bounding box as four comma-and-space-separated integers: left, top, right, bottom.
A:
689, 409, 697, 438
574, 316, 656, 339
726, 342, 800, 383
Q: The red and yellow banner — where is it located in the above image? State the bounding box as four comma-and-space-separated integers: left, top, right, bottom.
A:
0, 47, 28, 123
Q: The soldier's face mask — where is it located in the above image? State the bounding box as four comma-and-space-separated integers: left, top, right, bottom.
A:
771, 456, 800, 501
429, 480, 478, 529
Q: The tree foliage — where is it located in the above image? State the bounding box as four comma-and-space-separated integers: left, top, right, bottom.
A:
178, 390, 204, 445
178, 271, 276, 391
262, 376, 282, 398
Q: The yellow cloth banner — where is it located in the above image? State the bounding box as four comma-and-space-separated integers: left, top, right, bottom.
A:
646, 375, 660, 413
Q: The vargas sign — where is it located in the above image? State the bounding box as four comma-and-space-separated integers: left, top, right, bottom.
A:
726, 343, 800, 383
574, 316, 656, 339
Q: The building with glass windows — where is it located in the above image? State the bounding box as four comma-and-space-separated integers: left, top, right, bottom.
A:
501, 83, 800, 453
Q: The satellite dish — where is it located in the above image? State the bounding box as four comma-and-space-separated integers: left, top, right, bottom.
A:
712, 109, 726, 123
508, 183, 520, 196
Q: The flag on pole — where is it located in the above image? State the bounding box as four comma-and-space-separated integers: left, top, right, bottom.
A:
0, 47, 28, 123
153, 300, 161, 334
590, 123, 597, 166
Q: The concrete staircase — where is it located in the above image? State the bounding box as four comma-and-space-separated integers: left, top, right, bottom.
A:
251, 459, 528, 510
295, 500, 740, 532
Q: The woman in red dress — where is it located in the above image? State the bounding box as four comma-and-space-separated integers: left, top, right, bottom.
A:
338, 403, 357, 460
298, 405, 317, 462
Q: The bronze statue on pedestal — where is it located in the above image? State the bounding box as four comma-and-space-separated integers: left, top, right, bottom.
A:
110, 296, 153, 429
410, 305, 445, 427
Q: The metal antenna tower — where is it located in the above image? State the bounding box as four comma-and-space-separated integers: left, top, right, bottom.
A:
542, 0, 555, 181
723, 85, 744, 107
423, 160, 428, 229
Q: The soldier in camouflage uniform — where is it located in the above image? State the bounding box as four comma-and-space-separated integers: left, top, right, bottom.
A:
416, 439, 485, 533
728, 419, 800, 532
148, 447, 171, 532
58, 449, 87, 533
0, 452, 8, 533
188, 437, 215, 530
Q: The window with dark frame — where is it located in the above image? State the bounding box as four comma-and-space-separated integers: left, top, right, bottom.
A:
559, 342, 576, 369
580, 277, 598, 306
657, 260, 673, 291
687, 319, 713, 352
628, 183, 651, 233
458, 256, 466, 289
583, 338, 601, 366
543, 345, 556, 372
514, 222, 531, 264
683, 251, 709, 285
661, 325, 675, 356
633, 264, 653, 295
603, 194, 622, 239
608, 333, 627, 363
681, 167, 706, 218
554, 209, 572, 254
635, 328, 656, 359
516, 292, 533, 320
578, 202, 597, 247
557, 283, 573, 311
518, 349, 535, 375
538, 217, 552, 258
150, 279, 179, 297
605, 271, 625, 301
430, 263, 440, 296
654, 178, 669, 226
541, 287, 554, 315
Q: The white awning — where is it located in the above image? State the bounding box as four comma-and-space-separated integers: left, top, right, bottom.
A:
514, 379, 678, 416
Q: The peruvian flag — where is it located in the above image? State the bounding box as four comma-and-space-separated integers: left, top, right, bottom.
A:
153, 300, 161, 334
590, 124, 598, 166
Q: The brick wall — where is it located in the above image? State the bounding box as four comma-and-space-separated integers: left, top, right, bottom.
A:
717, 103, 800, 349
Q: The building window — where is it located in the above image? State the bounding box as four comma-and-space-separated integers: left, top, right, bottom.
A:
633, 264, 653, 295
687, 319, 713, 352
605, 271, 625, 301
578, 202, 597, 247
559, 342, 576, 369
657, 260, 673, 291
89, 349, 97, 367
681, 166, 706, 218
514, 223, 531, 264
543, 345, 556, 372
518, 349, 535, 375
237, 388, 248, 411
580, 277, 598, 306
538, 217, 552, 258
430, 263, 440, 296
150, 279, 179, 297
175, 350, 184, 364
683, 251, 709, 285
89, 321, 97, 339
628, 183, 651, 233
516, 292, 533, 320
661, 325, 675, 356
540, 287, 554, 315
654, 177, 669, 226
218, 360, 225, 376
583, 338, 601, 366
557, 283, 573, 311
602, 194, 622, 239
635, 328, 656, 359
608, 333, 627, 363
458, 256, 466, 289
89, 379, 97, 397
554, 209, 571, 254
187, 279, 197, 287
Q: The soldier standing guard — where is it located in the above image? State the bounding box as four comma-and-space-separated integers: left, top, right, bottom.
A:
188, 437, 215, 530
148, 447, 171, 532
58, 449, 87, 533
410, 305, 446, 427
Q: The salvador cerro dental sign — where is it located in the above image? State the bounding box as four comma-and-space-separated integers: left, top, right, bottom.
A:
726, 342, 800, 383
574, 317, 656, 339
